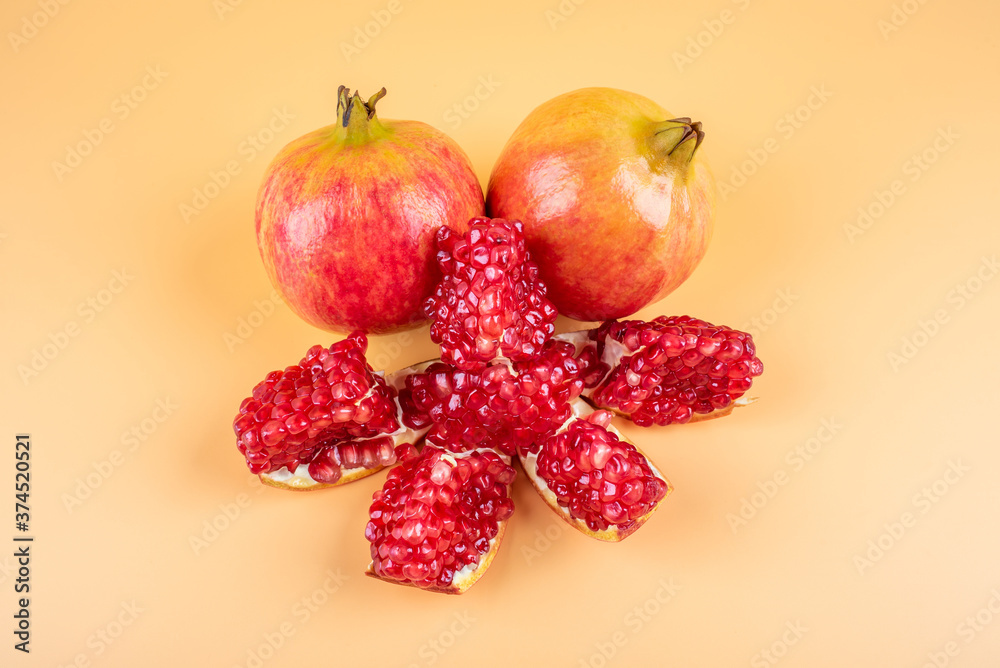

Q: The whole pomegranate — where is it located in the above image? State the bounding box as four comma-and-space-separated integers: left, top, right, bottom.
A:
486, 87, 716, 322
256, 86, 485, 334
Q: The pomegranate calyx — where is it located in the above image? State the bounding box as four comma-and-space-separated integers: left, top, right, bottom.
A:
650, 117, 705, 164
336, 85, 388, 142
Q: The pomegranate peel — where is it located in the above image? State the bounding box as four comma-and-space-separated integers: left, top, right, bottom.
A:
260, 460, 385, 491
586, 394, 757, 427
257, 430, 424, 491
364, 520, 507, 595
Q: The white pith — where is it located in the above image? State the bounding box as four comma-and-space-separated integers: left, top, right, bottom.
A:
552, 330, 620, 397
449, 530, 503, 591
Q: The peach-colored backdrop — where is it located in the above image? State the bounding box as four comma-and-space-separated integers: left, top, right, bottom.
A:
3, 0, 999, 666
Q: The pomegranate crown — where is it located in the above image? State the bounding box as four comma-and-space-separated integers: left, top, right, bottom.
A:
337, 86, 385, 134
651, 117, 705, 164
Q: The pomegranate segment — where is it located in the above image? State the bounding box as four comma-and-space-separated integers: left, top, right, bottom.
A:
365, 446, 516, 594
424, 217, 557, 371
520, 403, 671, 541
580, 316, 763, 427
232, 332, 424, 490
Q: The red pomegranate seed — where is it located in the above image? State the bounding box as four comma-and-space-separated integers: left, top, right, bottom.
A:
586, 316, 763, 426
424, 217, 557, 371
366, 446, 516, 592
232, 332, 407, 480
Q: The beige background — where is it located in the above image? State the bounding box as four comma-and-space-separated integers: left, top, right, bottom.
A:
3, 0, 999, 666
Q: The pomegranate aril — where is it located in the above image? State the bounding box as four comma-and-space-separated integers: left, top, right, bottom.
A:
307, 458, 342, 485
619, 479, 643, 505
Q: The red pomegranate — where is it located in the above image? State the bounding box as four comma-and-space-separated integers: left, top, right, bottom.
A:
486, 87, 716, 322
256, 86, 485, 334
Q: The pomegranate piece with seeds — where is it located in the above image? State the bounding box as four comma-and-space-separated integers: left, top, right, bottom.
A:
232, 332, 424, 490
397, 338, 605, 457
424, 217, 558, 371
365, 446, 516, 593
520, 402, 671, 541
576, 315, 763, 427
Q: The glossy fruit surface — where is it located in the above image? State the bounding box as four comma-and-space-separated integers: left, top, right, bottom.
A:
256, 86, 484, 334
486, 87, 715, 322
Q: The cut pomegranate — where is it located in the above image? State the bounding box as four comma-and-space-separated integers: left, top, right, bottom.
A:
365, 445, 516, 594
520, 401, 671, 541
566, 316, 763, 427
231, 214, 766, 592
232, 332, 425, 490
397, 338, 605, 457
424, 217, 558, 371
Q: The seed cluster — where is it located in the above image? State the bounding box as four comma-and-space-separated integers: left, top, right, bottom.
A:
232, 333, 402, 477
399, 339, 605, 457
534, 411, 668, 533
366, 447, 515, 591
424, 218, 557, 370
590, 316, 764, 427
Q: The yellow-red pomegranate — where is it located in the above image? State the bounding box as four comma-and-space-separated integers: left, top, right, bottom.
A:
486, 87, 716, 322
256, 86, 484, 334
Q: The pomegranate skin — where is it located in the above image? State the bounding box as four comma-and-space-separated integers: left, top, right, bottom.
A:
256, 87, 485, 334
486, 87, 715, 322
